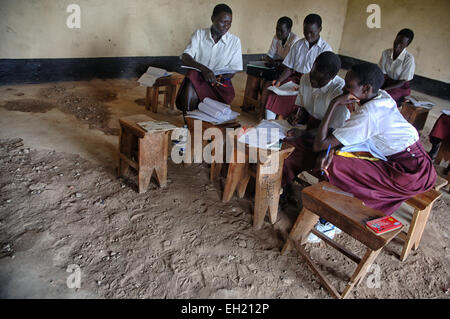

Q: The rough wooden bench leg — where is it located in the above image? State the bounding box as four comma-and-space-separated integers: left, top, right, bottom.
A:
118, 127, 133, 176
145, 87, 152, 110
400, 205, 432, 261
237, 164, 250, 198
222, 161, 246, 202
341, 248, 382, 299
281, 208, 319, 255
151, 85, 159, 113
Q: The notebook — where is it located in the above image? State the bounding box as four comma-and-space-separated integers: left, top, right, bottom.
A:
366, 216, 403, 235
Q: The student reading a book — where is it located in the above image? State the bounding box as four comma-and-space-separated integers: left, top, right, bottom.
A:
175, 4, 243, 113
313, 63, 436, 216
428, 113, 450, 161
378, 29, 415, 106
242, 16, 299, 113
263, 14, 332, 120
282, 52, 348, 189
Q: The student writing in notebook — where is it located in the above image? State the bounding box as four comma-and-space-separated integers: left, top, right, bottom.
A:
263, 14, 332, 120
176, 3, 243, 113
313, 63, 436, 216
242, 17, 299, 113
378, 29, 415, 106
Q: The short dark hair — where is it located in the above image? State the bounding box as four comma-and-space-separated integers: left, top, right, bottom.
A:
304, 14, 322, 28
212, 3, 232, 17
350, 63, 385, 93
397, 28, 414, 44
277, 16, 293, 30
315, 51, 341, 78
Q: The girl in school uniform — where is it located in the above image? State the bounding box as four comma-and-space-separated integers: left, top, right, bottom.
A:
263, 14, 332, 120
176, 4, 243, 113
313, 63, 436, 216
243, 17, 300, 113
379, 29, 415, 106
282, 51, 349, 188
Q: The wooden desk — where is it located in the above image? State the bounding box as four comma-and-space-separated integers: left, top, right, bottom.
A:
222, 137, 294, 229
118, 114, 170, 193
400, 102, 431, 132
145, 72, 185, 113
185, 117, 241, 180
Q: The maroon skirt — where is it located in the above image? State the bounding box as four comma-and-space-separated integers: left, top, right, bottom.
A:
180, 70, 235, 105
429, 114, 450, 140
281, 116, 322, 187
265, 73, 302, 118
327, 141, 437, 216
385, 78, 411, 105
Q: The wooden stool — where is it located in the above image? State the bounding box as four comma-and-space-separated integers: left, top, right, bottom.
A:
397, 177, 445, 261
222, 139, 294, 229
281, 182, 402, 299
145, 72, 184, 113
435, 137, 450, 165
242, 74, 261, 111
185, 117, 241, 180
118, 114, 170, 193
400, 102, 430, 133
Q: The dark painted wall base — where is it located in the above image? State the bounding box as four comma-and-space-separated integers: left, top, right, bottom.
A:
1, 54, 448, 100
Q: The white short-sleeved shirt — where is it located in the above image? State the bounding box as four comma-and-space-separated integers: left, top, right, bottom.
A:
282, 37, 332, 74
295, 73, 348, 129
183, 28, 243, 72
267, 32, 300, 60
333, 90, 419, 159
378, 48, 415, 81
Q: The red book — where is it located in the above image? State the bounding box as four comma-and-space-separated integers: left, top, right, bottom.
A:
366, 216, 403, 235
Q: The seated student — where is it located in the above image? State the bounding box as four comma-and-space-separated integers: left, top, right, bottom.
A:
176, 3, 243, 113
313, 63, 437, 216
282, 51, 349, 188
243, 17, 300, 113
264, 13, 332, 120
379, 29, 415, 106
428, 113, 450, 161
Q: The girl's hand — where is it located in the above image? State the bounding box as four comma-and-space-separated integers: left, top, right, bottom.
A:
201, 67, 216, 83
272, 80, 281, 88
333, 93, 359, 106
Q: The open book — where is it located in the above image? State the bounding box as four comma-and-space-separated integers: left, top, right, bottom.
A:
138, 66, 172, 87
137, 121, 178, 133
267, 81, 299, 96
405, 95, 435, 108
238, 120, 292, 150
185, 97, 239, 124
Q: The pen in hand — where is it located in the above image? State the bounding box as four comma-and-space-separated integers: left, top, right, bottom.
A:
321, 144, 332, 176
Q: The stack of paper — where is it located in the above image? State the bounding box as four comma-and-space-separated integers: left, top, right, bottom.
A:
138, 66, 172, 87
238, 120, 292, 150
406, 95, 435, 108
186, 98, 239, 124
137, 121, 178, 133
267, 81, 299, 96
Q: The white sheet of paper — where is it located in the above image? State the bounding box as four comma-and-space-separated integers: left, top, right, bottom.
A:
267, 81, 299, 96
441, 109, 450, 115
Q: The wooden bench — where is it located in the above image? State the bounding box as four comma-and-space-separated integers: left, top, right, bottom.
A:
145, 72, 184, 113
397, 176, 446, 261
294, 173, 447, 262
281, 182, 402, 299
222, 138, 294, 229
118, 114, 170, 193
185, 117, 241, 180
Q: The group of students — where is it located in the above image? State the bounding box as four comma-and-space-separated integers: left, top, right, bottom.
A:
175, 4, 438, 237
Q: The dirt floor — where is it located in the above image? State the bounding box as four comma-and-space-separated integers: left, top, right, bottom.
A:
0, 72, 449, 299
